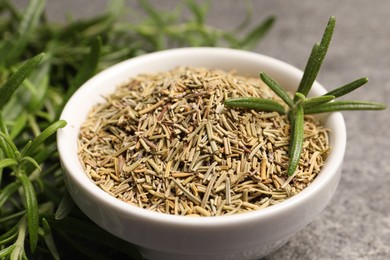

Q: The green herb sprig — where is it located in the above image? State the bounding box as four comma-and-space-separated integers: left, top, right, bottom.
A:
225, 16, 386, 176
0, 53, 67, 257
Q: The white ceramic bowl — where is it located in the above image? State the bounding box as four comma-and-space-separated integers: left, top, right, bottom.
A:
57, 47, 346, 260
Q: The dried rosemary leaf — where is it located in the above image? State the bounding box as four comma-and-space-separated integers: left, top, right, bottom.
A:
78, 66, 330, 216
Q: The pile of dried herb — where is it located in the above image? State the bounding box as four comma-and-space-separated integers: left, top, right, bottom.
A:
78, 67, 330, 216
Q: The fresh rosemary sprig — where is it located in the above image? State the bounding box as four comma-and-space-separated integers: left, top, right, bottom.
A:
0, 53, 67, 257
0, 0, 274, 259
225, 16, 386, 176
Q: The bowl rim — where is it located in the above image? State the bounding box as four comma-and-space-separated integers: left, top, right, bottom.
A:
57, 47, 346, 227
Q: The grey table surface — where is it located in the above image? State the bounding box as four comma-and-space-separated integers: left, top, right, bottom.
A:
14, 1, 390, 259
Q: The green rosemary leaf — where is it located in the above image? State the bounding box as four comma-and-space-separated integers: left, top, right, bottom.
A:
25, 142, 57, 174
10, 217, 27, 260
9, 112, 27, 140
0, 112, 16, 159
221, 33, 241, 48
42, 218, 60, 260
324, 77, 368, 98
0, 224, 18, 245
0, 210, 26, 223
0, 158, 18, 170
287, 105, 304, 176
296, 43, 320, 100
55, 14, 112, 41
224, 97, 286, 114
27, 114, 41, 138
306, 16, 335, 94
0, 182, 20, 209
16, 0, 45, 39
26, 62, 51, 113
296, 17, 335, 98
0, 53, 45, 109
66, 37, 101, 101
53, 0, 120, 42
22, 120, 67, 157
10, 216, 27, 259
302, 95, 335, 108
0, 111, 9, 136
0, 132, 18, 160
234, 0, 253, 32
239, 16, 275, 49
305, 16, 335, 94
1, 92, 25, 123
20, 156, 42, 172
304, 101, 386, 114
0, 245, 16, 258
21, 141, 32, 159
294, 92, 306, 104
0, 0, 45, 65
55, 192, 74, 220
138, 0, 165, 26
260, 72, 294, 108
186, 0, 209, 25
18, 173, 39, 252
1, 0, 22, 21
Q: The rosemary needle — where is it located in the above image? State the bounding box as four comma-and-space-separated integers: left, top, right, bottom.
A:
225, 16, 386, 176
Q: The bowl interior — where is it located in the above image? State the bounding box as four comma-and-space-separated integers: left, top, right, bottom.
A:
57, 47, 346, 226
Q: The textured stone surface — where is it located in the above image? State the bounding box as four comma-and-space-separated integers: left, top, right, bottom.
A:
14, 1, 390, 259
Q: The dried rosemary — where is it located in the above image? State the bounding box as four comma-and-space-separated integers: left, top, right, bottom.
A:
78, 66, 330, 216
